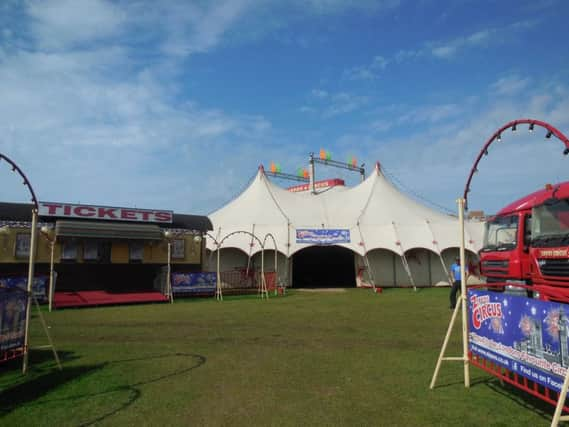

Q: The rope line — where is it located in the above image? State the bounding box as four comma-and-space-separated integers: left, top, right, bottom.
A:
381, 165, 455, 215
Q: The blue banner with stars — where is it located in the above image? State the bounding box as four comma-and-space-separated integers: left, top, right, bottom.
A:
468, 289, 569, 392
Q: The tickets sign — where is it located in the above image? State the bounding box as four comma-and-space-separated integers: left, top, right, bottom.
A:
39, 201, 173, 223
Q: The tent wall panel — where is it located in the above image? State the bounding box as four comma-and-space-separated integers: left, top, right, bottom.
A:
429, 252, 451, 286
394, 253, 410, 287
216, 248, 249, 272
405, 248, 433, 287
364, 249, 397, 288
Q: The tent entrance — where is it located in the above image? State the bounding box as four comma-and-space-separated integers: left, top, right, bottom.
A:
292, 246, 355, 288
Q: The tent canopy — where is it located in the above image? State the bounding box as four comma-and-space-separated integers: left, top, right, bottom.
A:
208, 163, 484, 257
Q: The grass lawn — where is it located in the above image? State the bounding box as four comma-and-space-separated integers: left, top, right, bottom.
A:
0, 288, 559, 426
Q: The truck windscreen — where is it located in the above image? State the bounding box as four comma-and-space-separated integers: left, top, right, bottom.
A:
482, 215, 518, 251
532, 198, 569, 245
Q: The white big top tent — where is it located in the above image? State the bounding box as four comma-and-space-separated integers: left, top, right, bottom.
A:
206, 162, 484, 289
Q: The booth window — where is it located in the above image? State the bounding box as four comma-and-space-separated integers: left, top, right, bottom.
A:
172, 239, 185, 259
83, 240, 99, 261
61, 240, 79, 261
129, 242, 144, 263
14, 233, 31, 258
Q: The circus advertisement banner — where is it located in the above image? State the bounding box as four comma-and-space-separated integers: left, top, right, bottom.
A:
0, 276, 48, 303
468, 289, 569, 392
171, 272, 216, 295
0, 287, 28, 352
296, 229, 350, 244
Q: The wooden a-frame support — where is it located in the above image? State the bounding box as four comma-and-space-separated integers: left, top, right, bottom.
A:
22, 210, 62, 374
430, 198, 470, 389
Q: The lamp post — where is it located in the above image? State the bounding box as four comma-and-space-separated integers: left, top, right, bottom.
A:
40, 226, 56, 312
163, 230, 174, 304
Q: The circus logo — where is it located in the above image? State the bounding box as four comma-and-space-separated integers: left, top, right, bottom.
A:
470, 294, 503, 330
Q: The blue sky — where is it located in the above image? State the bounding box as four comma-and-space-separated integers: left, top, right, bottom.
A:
1, 0, 569, 215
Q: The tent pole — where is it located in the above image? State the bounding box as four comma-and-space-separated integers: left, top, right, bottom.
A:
309, 152, 316, 194
274, 246, 278, 296
286, 221, 291, 288
246, 223, 255, 277
216, 245, 223, 301
400, 253, 417, 291
357, 223, 376, 291
392, 221, 417, 291
48, 238, 56, 312
425, 220, 453, 287
260, 243, 268, 299
167, 241, 173, 304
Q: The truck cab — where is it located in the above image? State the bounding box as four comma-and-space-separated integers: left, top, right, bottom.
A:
480, 198, 534, 290
529, 183, 569, 301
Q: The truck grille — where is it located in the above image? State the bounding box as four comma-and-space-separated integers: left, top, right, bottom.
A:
482, 260, 509, 268
481, 260, 509, 276
539, 259, 569, 278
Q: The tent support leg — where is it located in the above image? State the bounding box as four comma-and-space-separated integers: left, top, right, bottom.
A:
400, 254, 417, 292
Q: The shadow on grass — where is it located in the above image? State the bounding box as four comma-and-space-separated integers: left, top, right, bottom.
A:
0, 349, 80, 374
432, 374, 556, 422
1, 352, 206, 426
0, 362, 104, 413
432, 375, 492, 390
484, 379, 556, 422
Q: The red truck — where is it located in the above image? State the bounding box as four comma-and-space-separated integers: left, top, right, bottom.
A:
527, 182, 569, 301
479, 191, 534, 292
479, 181, 569, 300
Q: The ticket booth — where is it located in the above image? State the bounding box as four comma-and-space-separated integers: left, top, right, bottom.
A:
0, 201, 212, 308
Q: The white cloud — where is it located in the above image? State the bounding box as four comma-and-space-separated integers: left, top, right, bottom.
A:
427, 20, 538, 60
344, 55, 389, 80
301, 0, 400, 15
491, 75, 531, 96
302, 91, 369, 118
27, 0, 126, 50
311, 89, 329, 98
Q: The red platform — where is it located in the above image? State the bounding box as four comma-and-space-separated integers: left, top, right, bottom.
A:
54, 290, 169, 308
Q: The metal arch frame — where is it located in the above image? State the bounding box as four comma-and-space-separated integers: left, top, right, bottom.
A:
0, 153, 39, 210
463, 119, 569, 210
215, 230, 265, 301
0, 153, 60, 374
204, 231, 220, 270
262, 233, 280, 296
